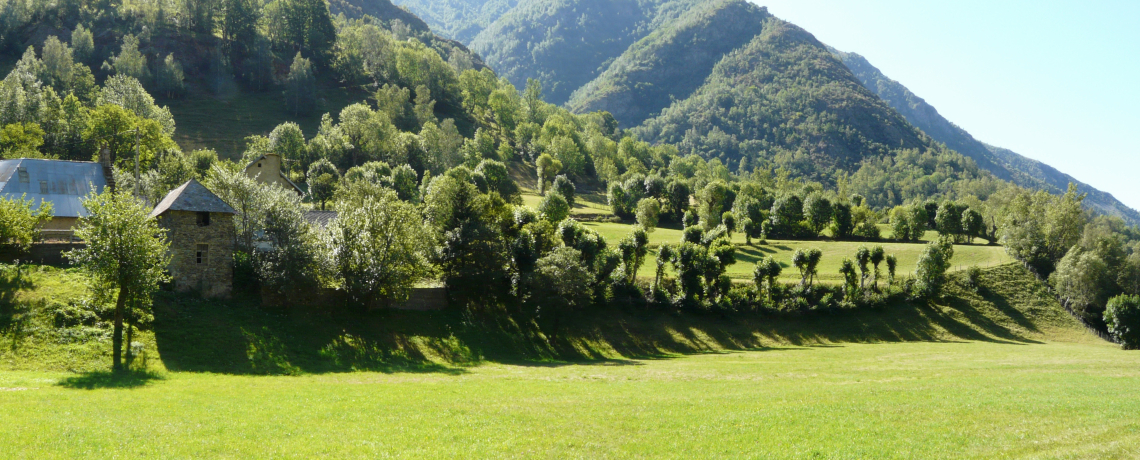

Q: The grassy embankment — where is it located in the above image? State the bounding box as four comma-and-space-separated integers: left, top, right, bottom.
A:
521, 190, 1011, 283
1, 261, 1135, 457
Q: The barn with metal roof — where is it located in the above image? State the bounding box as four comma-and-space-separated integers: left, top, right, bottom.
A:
0, 159, 108, 231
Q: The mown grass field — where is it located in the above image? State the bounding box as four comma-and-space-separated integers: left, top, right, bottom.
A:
2, 261, 1137, 457
3, 339, 1138, 458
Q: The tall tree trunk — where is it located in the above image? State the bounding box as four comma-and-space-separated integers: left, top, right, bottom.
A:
112, 285, 127, 372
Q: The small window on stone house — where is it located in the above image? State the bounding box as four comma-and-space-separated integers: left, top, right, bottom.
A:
39, 181, 48, 194
257, 162, 262, 168
197, 212, 211, 226
17, 168, 28, 183
196, 244, 209, 265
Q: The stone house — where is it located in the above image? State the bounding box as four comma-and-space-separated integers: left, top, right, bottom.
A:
150, 179, 236, 298
245, 152, 304, 195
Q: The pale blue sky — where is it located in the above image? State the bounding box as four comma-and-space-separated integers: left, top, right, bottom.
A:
752, 0, 1140, 211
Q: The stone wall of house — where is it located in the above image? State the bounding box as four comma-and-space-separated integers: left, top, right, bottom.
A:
157, 210, 234, 298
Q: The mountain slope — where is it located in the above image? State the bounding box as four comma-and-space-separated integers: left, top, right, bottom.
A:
833, 50, 1140, 224
630, 10, 928, 172
468, 0, 704, 105
389, 0, 518, 43
566, 0, 767, 127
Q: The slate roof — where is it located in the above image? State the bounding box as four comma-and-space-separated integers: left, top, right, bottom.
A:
0, 159, 107, 218
304, 210, 338, 228
150, 179, 236, 218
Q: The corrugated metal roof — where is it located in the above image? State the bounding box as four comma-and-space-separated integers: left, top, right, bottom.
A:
0, 159, 107, 218
304, 210, 338, 228
150, 179, 237, 217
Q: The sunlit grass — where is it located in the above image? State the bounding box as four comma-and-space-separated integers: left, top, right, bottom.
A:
1, 339, 1135, 458
581, 221, 1011, 283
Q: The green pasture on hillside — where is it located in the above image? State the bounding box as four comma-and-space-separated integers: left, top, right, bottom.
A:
518, 191, 1010, 283
583, 221, 1010, 283
521, 189, 613, 216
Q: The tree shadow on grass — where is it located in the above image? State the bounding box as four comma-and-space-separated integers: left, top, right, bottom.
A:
149, 265, 1057, 375
56, 369, 165, 390
0, 268, 35, 351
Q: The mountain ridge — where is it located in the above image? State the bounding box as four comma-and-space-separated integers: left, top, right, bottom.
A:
833, 50, 1140, 224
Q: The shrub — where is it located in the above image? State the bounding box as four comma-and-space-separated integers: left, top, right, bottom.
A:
1105, 295, 1140, 349
912, 240, 954, 299
965, 266, 982, 292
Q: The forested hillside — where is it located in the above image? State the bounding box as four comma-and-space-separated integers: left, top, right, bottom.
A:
566, 0, 767, 127
389, 0, 518, 43
834, 50, 1140, 224
469, 0, 705, 105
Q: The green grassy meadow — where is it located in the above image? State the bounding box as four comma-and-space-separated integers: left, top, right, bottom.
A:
3, 261, 1138, 457
3, 339, 1137, 458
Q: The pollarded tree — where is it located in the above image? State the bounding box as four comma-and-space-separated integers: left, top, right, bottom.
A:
839, 259, 859, 301
307, 158, 339, 210
886, 255, 898, 286
753, 255, 782, 302
539, 192, 570, 223
536, 153, 561, 194
792, 249, 809, 286
636, 198, 660, 232
805, 249, 823, 288
722, 211, 736, 238
66, 190, 171, 371
607, 181, 628, 218
855, 246, 871, 290
618, 227, 650, 285
870, 246, 886, 290
653, 244, 674, 295
913, 239, 955, 299
552, 175, 575, 207
698, 181, 731, 228
740, 218, 756, 245
329, 189, 432, 309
